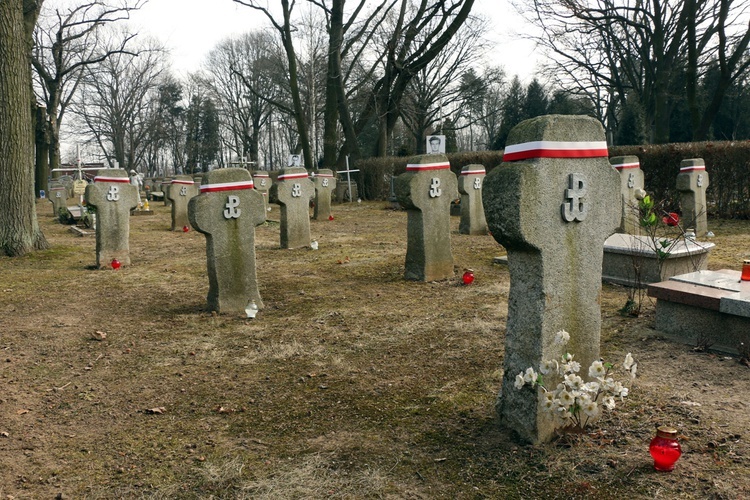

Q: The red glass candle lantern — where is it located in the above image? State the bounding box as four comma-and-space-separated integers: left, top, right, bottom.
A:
741, 260, 750, 281
649, 426, 682, 471
182, 225, 190, 233
111, 259, 121, 270
462, 269, 475, 286
328, 215, 334, 221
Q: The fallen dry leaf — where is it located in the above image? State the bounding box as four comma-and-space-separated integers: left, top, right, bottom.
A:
16, 409, 29, 415
92, 330, 107, 341
145, 407, 166, 415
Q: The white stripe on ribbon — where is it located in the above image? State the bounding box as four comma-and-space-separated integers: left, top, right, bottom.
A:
680, 165, 706, 172
94, 176, 130, 183
277, 172, 309, 181
611, 162, 640, 170
461, 169, 486, 175
199, 180, 255, 193
315, 173, 335, 177
405, 162, 451, 171
253, 173, 270, 178
503, 140, 609, 161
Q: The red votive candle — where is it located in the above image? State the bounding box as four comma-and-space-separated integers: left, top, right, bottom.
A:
741, 260, 750, 281
650, 426, 682, 471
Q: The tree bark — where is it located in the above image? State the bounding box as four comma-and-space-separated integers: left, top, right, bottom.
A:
0, 0, 48, 256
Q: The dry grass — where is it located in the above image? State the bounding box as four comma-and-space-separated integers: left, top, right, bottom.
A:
0, 200, 749, 499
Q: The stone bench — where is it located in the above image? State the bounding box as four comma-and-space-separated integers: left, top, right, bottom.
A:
647, 269, 750, 354
603, 233, 714, 287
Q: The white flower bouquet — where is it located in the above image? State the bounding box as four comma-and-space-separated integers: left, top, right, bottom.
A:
514, 330, 637, 432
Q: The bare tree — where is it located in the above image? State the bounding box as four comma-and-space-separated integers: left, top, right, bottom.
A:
0, 0, 49, 256
73, 34, 167, 171
519, 0, 750, 143
31, 0, 143, 192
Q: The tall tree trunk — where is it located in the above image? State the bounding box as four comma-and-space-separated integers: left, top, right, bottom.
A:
34, 104, 50, 197
322, 0, 345, 168
0, 0, 48, 256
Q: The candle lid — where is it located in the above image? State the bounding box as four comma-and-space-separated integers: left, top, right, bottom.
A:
656, 426, 678, 439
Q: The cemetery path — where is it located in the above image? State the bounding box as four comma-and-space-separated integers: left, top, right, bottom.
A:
0, 203, 748, 499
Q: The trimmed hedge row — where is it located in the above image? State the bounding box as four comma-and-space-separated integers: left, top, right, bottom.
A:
352, 142, 750, 218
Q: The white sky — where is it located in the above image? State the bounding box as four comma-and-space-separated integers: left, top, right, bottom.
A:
127, 0, 541, 80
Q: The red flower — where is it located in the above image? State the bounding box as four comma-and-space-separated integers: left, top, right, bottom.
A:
662, 212, 679, 226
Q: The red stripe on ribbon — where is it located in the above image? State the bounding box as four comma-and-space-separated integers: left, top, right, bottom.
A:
503, 141, 609, 162
171, 180, 195, 185
612, 162, 640, 170
461, 169, 486, 176
405, 162, 451, 171
199, 181, 255, 193
680, 166, 706, 172
277, 172, 309, 181
94, 176, 130, 183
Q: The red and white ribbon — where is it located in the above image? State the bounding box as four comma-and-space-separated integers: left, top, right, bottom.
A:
171, 179, 195, 185
253, 173, 270, 178
611, 161, 640, 170
460, 168, 486, 176
94, 176, 130, 183
405, 162, 451, 171
199, 180, 254, 193
680, 165, 706, 172
277, 172, 309, 181
503, 141, 608, 162
315, 173, 335, 177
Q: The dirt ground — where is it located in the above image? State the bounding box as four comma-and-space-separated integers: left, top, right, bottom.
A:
1, 199, 749, 499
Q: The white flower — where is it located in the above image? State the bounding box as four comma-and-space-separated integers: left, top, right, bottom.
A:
558, 389, 575, 407
514, 372, 525, 389
583, 381, 600, 393
582, 400, 599, 418
619, 387, 629, 399
542, 398, 556, 411
602, 396, 616, 410
554, 330, 570, 345
564, 373, 584, 390
562, 352, 573, 362
600, 377, 615, 391
628, 364, 637, 378
539, 359, 559, 375
543, 391, 556, 403
588, 360, 606, 378
623, 353, 635, 370
563, 360, 581, 374
523, 367, 538, 385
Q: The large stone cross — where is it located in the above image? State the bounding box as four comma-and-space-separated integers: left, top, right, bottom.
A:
610, 155, 645, 234
188, 168, 266, 314
275, 166, 315, 249
395, 153, 458, 281
457, 164, 488, 235
312, 169, 337, 220
676, 158, 710, 237
166, 175, 199, 231
483, 115, 620, 443
252, 171, 271, 214
84, 169, 138, 269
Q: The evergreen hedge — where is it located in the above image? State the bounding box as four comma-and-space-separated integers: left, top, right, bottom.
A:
351, 142, 750, 219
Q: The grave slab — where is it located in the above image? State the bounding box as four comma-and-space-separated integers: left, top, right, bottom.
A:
602, 233, 714, 286
395, 154, 458, 281
84, 169, 138, 268
188, 168, 266, 314
483, 114, 620, 443
648, 270, 750, 353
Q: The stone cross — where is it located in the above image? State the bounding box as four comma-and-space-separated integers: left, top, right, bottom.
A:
166, 175, 199, 231
395, 154, 458, 281
84, 169, 138, 269
457, 164, 488, 235
188, 168, 266, 314
275, 166, 315, 249
676, 158, 710, 237
48, 182, 68, 217
312, 169, 337, 220
162, 177, 173, 207
610, 155, 645, 234
483, 115, 620, 444
252, 171, 272, 214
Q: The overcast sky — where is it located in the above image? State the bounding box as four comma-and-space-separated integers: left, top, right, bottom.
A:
127, 0, 541, 80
